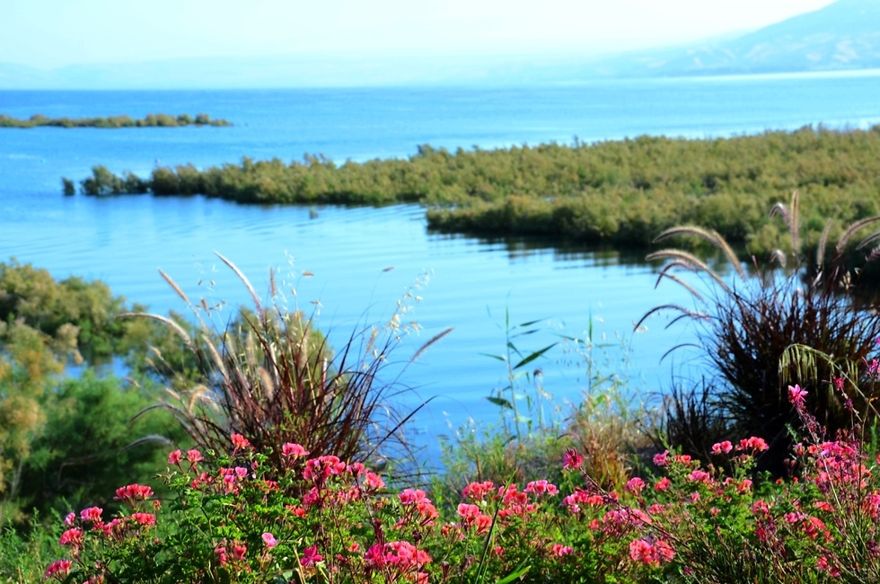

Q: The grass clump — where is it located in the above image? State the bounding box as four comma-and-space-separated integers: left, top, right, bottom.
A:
129, 255, 441, 475
645, 192, 880, 472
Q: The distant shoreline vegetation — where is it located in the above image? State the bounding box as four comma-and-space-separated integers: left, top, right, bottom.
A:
1, 112, 231, 129
67, 125, 880, 254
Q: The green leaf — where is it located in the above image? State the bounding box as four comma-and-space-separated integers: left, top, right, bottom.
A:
496, 563, 531, 583
486, 396, 513, 409
479, 352, 507, 362
513, 342, 557, 370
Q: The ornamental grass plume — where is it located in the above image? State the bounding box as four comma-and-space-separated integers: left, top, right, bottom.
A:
125, 254, 449, 474
644, 191, 880, 473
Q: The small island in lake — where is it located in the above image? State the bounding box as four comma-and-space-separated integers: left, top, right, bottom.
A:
65, 125, 880, 256
0, 112, 231, 128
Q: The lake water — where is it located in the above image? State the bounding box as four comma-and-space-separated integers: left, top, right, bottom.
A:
1, 71, 878, 466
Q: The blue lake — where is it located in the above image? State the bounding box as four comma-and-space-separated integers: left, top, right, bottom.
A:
1, 71, 878, 465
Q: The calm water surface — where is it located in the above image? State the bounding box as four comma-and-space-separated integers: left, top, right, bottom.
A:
1, 72, 878, 464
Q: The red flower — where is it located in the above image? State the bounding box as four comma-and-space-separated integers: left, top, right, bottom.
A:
654, 477, 671, 492
44, 560, 72, 580
168, 449, 182, 465
231, 542, 247, 561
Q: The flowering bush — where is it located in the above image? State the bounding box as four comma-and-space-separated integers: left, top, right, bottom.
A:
44, 372, 880, 582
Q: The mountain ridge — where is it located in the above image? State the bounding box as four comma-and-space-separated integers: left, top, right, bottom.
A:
0, 0, 877, 88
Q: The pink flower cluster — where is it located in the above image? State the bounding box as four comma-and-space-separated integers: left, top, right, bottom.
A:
628, 538, 675, 567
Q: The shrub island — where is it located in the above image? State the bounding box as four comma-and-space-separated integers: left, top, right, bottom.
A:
0, 113, 230, 129
66, 125, 880, 256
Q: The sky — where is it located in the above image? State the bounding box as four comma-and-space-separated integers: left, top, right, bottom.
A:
1, 0, 836, 68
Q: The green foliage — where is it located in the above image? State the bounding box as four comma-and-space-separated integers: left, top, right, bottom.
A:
0, 516, 62, 583
0, 113, 230, 129
0, 259, 199, 523
438, 314, 650, 506
60, 178, 75, 196
16, 373, 187, 519
71, 126, 880, 254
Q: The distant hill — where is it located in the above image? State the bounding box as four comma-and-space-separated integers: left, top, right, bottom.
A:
0, 0, 877, 88
619, 0, 880, 76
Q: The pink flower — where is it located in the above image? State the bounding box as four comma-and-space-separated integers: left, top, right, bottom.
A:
303, 455, 346, 482
214, 545, 228, 566
282, 442, 309, 458
44, 560, 72, 580
625, 477, 645, 495
130, 513, 156, 526
457, 503, 492, 533
363, 471, 385, 491
563, 449, 584, 470
400, 488, 429, 504
262, 532, 278, 549
365, 543, 386, 568
629, 538, 675, 566
231, 432, 252, 451
652, 450, 670, 467
301, 545, 323, 566
367, 541, 431, 571
711, 440, 733, 455
168, 449, 182, 465
688, 469, 712, 484
788, 384, 808, 408
63, 512, 76, 526
80, 506, 103, 523
186, 449, 203, 464
550, 543, 573, 557
525, 479, 559, 496
59, 528, 83, 547
463, 481, 495, 501
737, 436, 769, 453
114, 483, 154, 501
752, 500, 771, 516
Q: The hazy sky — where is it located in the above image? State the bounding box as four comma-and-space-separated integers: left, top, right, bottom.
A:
3, 0, 836, 68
